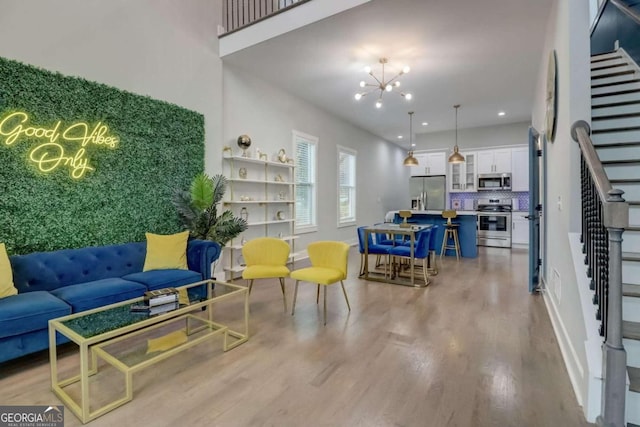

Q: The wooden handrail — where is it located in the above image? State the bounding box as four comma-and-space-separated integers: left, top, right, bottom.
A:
571, 121, 629, 228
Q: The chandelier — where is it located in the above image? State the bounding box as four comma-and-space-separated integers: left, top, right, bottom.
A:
354, 58, 412, 108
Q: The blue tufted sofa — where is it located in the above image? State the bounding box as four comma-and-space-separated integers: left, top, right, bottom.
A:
0, 239, 220, 364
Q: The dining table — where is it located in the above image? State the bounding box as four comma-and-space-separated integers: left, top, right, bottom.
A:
361, 223, 433, 288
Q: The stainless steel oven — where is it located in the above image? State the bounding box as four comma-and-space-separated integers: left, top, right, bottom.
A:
476, 198, 512, 248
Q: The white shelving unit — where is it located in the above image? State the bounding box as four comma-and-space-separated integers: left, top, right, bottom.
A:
222, 155, 299, 279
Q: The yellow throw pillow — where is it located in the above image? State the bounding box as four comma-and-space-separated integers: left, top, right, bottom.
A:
0, 243, 18, 298
143, 231, 189, 272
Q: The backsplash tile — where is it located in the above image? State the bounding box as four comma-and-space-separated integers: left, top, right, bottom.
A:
449, 191, 529, 211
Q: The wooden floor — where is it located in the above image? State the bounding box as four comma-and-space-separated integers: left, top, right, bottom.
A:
0, 247, 593, 427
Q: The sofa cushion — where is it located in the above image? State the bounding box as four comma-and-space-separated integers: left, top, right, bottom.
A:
10, 243, 147, 293
50, 278, 147, 313
0, 243, 17, 298
123, 269, 201, 291
0, 291, 71, 339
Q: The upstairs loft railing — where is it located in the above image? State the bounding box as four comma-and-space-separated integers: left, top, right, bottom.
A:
571, 121, 629, 427
221, 0, 312, 36
591, 0, 640, 63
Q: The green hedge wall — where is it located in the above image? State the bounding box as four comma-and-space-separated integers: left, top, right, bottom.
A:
0, 57, 204, 255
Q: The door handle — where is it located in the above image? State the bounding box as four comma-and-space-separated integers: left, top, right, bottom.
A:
524, 215, 536, 220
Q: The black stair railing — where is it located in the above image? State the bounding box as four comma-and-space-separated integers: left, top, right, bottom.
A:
221, 0, 312, 36
572, 121, 629, 427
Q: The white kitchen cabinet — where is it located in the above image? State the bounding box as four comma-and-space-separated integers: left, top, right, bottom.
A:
512, 213, 529, 246
477, 148, 512, 174
511, 146, 530, 191
449, 151, 477, 192
410, 151, 447, 176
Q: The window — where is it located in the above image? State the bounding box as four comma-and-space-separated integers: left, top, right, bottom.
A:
294, 131, 317, 233
338, 146, 356, 226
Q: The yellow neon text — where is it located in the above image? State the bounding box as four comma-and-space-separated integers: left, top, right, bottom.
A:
0, 111, 118, 179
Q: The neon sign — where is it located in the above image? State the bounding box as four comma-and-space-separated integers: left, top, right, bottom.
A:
0, 111, 119, 179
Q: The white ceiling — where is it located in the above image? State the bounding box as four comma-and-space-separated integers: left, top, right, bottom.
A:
222, 0, 553, 145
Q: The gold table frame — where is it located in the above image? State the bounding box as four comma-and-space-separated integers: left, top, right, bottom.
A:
48, 279, 249, 424
362, 223, 432, 287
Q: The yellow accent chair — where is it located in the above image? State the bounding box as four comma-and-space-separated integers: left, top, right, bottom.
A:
241, 237, 290, 312
290, 241, 350, 325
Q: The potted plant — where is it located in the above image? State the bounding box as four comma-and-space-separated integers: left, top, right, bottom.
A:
172, 173, 248, 250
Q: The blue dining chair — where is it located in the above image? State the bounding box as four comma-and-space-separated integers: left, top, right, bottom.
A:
357, 226, 393, 277
389, 227, 432, 285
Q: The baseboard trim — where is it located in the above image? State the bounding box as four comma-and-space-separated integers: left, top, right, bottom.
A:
541, 283, 585, 407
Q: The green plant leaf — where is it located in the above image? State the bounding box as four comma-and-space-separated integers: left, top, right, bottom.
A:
190, 173, 213, 211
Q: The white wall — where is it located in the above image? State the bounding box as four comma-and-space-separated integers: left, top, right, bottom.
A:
413, 121, 530, 152
223, 65, 409, 251
0, 0, 224, 175
531, 0, 594, 420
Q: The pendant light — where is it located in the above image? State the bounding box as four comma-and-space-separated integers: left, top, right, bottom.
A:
403, 111, 419, 166
448, 104, 465, 163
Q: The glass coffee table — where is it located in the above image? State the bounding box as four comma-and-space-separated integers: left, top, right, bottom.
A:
48, 279, 248, 424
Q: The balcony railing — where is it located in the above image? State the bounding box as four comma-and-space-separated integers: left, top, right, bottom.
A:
221, 0, 312, 36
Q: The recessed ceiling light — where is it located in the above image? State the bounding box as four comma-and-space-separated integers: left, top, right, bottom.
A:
422, 122, 428, 126
411, 143, 416, 147
397, 135, 403, 139
498, 111, 506, 116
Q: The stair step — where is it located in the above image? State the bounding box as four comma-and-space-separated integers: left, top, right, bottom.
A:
597, 145, 640, 161
631, 203, 640, 228
592, 62, 631, 73
592, 100, 640, 117
628, 423, 640, 427
624, 254, 640, 285
611, 182, 640, 201
592, 115, 640, 131
592, 129, 640, 145
592, 88, 640, 99
624, 321, 640, 340
592, 60, 630, 72
592, 68, 636, 80
624, 252, 640, 262
591, 51, 621, 62
604, 162, 640, 180
592, 73, 639, 87
592, 91, 640, 107
630, 367, 640, 393
592, 78, 640, 90
624, 283, 640, 297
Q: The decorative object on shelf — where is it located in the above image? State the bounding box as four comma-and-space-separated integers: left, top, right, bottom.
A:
260, 152, 268, 161
222, 146, 232, 157
237, 254, 245, 267
448, 104, 465, 164
171, 173, 248, 248
403, 111, 419, 166
278, 232, 283, 239
274, 174, 283, 182
240, 207, 249, 221
354, 57, 412, 109
545, 49, 558, 143
276, 211, 285, 220
277, 148, 288, 163
238, 167, 247, 179
237, 134, 252, 157
278, 191, 286, 200
286, 158, 294, 165
241, 236, 247, 246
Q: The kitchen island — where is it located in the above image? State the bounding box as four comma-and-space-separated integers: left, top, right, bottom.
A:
385, 210, 478, 258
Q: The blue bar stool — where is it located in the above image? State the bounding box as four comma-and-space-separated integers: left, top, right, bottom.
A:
440, 210, 461, 261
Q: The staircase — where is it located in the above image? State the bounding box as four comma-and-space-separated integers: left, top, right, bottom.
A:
590, 48, 640, 425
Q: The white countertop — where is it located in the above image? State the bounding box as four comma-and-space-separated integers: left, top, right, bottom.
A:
385, 210, 477, 221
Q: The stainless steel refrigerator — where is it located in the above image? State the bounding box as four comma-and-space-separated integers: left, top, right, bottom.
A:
410, 175, 446, 211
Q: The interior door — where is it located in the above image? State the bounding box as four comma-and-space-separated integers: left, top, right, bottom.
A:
527, 127, 541, 293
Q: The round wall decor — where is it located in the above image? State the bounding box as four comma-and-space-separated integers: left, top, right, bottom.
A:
545, 50, 558, 143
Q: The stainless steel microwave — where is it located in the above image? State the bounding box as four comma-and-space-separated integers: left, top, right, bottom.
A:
477, 173, 512, 191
